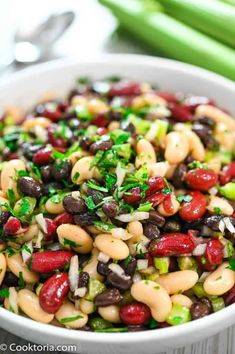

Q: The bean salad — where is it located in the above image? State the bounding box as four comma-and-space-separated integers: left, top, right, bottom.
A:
0, 77, 235, 332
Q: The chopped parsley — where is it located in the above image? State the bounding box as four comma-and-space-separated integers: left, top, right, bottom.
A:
19, 272, 25, 289
176, 195, 193, 203
64, 238, 81, 248
94, 221, 115, 231
7, 189, 15, 207
229, 259, 235, 271
86, 181, 108, 193
60, 315, 83, 324
137, 202, 153, 212
0, 288, 9, 298
214, 207, 222, 215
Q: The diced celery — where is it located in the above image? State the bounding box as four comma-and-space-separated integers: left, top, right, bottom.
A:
86, 278, 106, 301
147, 272, 159, 282
84, 125, 98, 138
211, 297, 225, 312
145, 119, 168, 144
128, 114, 150, 134
178, 256, 198, 271
166, 303, 191, 326
205, 150, 232, 165
219, 182, 235, 200
89, 317, 112, 330
114, 143, 132, 159
154, 257, 170, 274
192, 283, 208, 298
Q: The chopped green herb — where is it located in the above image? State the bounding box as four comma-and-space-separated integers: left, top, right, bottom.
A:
64, 238, 81, 248
162, 186, 173, 195
137, 202, 153, 212
72, 172, 80, 183
149, 318, 158, 329
50, 193, 65, 204
19, 271, 25, 289
95, 327, 128, 333
85, 196, 97, 210
94, 221, 115, 231
229, 259, 235, 271
86, 181, 108, 193
110, 130, 130, 145
177, 195, 193, 203
123, 255, 133, 265
0, 288, 9, 298
214, 207, 222, 215
7, 189, 15, 207
60, 315, 83, 324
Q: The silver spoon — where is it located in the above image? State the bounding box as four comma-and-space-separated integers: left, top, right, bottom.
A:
14, 11, 75, 65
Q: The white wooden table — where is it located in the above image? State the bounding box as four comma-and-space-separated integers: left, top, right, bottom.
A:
0, 0, 234, 353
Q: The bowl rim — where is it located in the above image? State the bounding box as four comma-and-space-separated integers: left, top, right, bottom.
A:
1, 53, 235, 343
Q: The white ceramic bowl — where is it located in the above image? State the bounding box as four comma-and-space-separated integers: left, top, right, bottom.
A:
0, 55, 235, 354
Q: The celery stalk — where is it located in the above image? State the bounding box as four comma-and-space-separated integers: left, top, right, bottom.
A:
158, 0, 235, 49
99, 0, 235, 80
218, 0, 235, 7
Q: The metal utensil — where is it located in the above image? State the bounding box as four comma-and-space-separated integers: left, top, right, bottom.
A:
14, 11, 75, 64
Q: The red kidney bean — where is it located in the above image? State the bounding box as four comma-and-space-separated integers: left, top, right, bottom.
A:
162, 194, 173, 214
179, 191, 207, 222
220, 162, 235, 185
146, 177, 166, 196
48, 127, 67, 148
44, 218, 57, 241
37, 103, 62, 122
27, 251, 74, 273
108, 82, 141, 97
123, 187, 142, 206
145, 252, 154, 266
39, 272, 69, 313
196, 256, 216, 272
54, 212, 74, 226
185, 168, 218, 191
33, 148, 53, 165
120, 303, 151, 325
223, 285, 235, 306
97, 127, 108, 136
156, 91, 177, 103
146, 191, 165, 207
184, 96, 214, 112
91, 114, 108, 127
169, 103, 193, 122
4, 217, 21, 235
205, 239, 224, 266
149, 233, 196, 257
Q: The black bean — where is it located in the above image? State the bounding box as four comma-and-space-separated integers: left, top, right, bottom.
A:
80, 137, 92, 150
203, 215, 226, 231
197, 116, 215, 128
204, 136, 219, 150
164, 220, 181, 233
21, 143, 43, 160
40, 165, 53, 182
74, 212, 99, 226
143, 223, 160, 240
148, 211, 165, 227
78, 271, 90, 288
41, 182, 63, 196
108, 111, 123, 121
106, 271, 132, 291
102, 201, 118, 218
97, 261, 111, 276
89, 139, 113, 154
17, 176, 42, 198
184, 155, 194, 165
172, 164, 187, 189
110, 218, 126, 228
63, 195, 87, 214
94, 288, 123, 306
123, 122, 135, 134
192, 123, 212, 141
3, 272, 19, 287
191, 298, 212, 320
86, 187, 104, 205
51, 160, 72, 181
0, 211, 11, 225
119, 258, 137, 277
